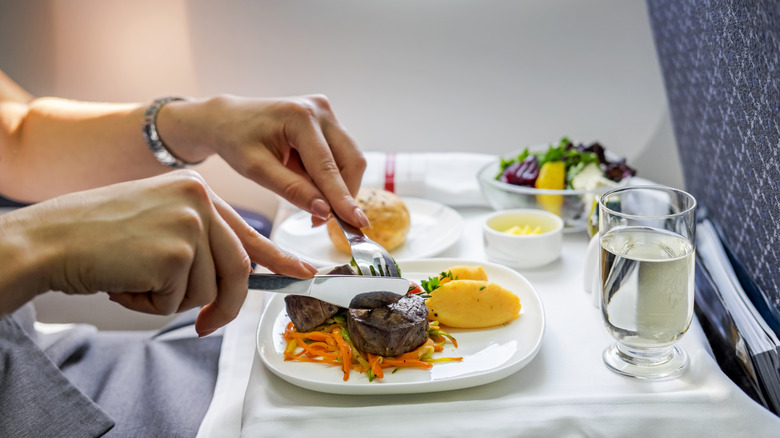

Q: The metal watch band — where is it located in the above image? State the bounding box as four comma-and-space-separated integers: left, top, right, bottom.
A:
142, 97, 203, 168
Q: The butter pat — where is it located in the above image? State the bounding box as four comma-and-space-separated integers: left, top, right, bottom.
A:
503, 225, 543, 235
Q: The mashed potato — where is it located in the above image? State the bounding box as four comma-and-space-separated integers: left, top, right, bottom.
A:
420, 265, 521, 329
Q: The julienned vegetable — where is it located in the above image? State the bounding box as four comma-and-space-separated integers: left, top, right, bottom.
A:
282, 315, 461, 382
496, 137, 636, 190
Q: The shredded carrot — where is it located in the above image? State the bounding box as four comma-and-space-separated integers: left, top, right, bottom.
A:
331, 328, 352, 381
282, 317, 462, 382
367, 353, 384, 379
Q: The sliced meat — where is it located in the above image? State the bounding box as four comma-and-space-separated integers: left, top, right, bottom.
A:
284, 295, 340, 332
326, 264, 357, 276
346, 293, 429, 357
348, 291, 402, 309
284, 264, 355, 332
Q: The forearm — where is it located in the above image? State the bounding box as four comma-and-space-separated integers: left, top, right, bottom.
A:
0, 210, 55, 316
0, 97, 215, 202
0, 97, 159, 202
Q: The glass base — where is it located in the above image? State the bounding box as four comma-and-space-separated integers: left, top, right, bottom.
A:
603, 342, 689, 380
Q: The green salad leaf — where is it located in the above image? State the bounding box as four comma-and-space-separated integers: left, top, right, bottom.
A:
497, 136, 604, 188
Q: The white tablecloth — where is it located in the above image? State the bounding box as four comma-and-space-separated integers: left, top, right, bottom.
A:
198, 207, 780, 438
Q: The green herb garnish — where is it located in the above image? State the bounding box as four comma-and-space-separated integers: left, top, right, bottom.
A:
421, 276, 441, 293
420, 270, 457, 294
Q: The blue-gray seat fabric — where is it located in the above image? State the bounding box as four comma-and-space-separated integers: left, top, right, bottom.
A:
646, 0, 779, 319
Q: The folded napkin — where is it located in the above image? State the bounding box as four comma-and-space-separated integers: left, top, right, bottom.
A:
362, 152, 495, 207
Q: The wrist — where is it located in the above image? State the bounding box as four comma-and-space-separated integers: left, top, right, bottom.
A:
0, 211, 58, 315
153, 97, 215, 165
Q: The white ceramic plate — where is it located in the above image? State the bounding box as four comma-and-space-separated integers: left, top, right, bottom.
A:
271, 198, 464, 267
256, 258, 546, 395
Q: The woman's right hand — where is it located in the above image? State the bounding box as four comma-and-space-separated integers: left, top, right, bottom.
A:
157, 94, 368, 228
0, 170, 317, 336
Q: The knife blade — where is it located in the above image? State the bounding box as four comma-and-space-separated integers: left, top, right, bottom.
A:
247, 274, 410, 308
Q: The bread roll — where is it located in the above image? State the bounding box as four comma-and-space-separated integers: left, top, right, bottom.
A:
327, 188, 410, 253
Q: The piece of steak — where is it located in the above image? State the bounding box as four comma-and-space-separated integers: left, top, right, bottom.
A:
346, 292, 429, 357
284, 264, 354, 332
348, 291, 404, 309
325, 264, 356, 276
284, 295, 341, 332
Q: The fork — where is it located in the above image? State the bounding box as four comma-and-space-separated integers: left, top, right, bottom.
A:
334, 215, 400, 277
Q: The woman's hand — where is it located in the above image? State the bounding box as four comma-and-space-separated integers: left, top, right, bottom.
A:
158, 95, 369, 228
0, 171, 317, 336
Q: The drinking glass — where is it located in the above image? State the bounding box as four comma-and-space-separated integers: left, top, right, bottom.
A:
598, 186, 696, 379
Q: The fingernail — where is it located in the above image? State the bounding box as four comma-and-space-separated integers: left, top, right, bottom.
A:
355, 208, 370, 228
302, 261, 319, 276
310, 198, 331, 220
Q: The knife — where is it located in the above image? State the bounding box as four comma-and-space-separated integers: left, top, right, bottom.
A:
247, 274, 410, 308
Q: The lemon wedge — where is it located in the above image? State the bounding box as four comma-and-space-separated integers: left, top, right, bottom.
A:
535, 161, 566, 216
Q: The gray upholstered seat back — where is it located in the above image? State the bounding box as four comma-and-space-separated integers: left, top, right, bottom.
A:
646, 0, 779, 317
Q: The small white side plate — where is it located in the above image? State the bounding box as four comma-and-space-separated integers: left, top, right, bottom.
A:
271, 198, 464, 267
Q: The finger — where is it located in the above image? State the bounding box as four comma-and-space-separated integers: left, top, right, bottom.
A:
284, 151, 331, 223
106, 291, 158, 314
195, 206, 252, 336
177, 231, 218, 313
286, 152, 335, 228
294, 95, 365, 198
244, 147, 334, 223
104, 253, 191, 315
210, 194, 318, 278
106, 290, 180, 315
321, 120, 366, 197
287, 117, 369, 229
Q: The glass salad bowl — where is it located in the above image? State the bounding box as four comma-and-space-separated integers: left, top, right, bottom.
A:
477, 140, 634, 233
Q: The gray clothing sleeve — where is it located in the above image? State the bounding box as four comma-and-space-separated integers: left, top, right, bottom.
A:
1, 302, 222, 438
0, 310, 115, 437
